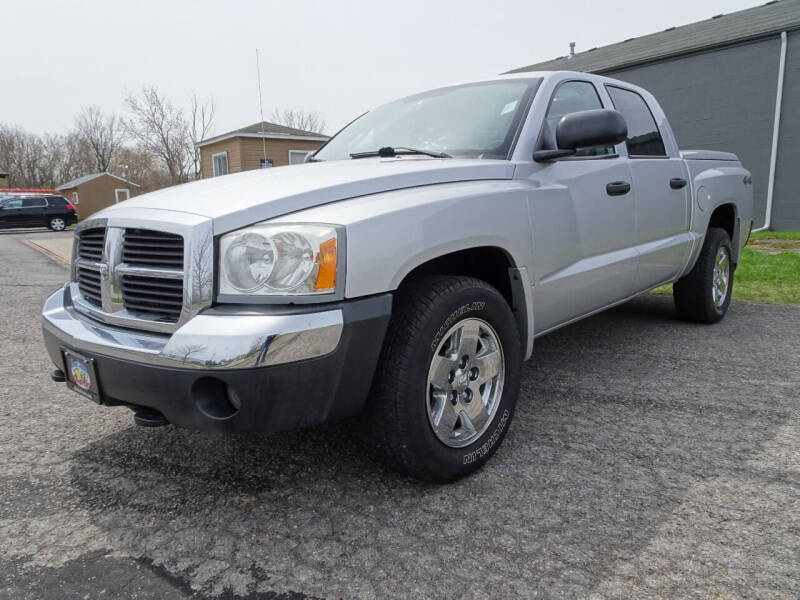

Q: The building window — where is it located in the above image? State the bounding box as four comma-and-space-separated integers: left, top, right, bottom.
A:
605, 85, 667, 157
212, 152, 229, 176
288, 150, 311, 165
260, 158, 274, 168
114, 188, 130, 203
71, 191, 79, 205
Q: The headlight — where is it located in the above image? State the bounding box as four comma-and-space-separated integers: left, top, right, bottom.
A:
219, 223, 341, 298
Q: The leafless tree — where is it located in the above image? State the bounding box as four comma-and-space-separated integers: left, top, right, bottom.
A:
38, 133, 79, 185
0, 125, 93, 187
61, 133, 97, 181
75, 106, 124, 172
191, 231, 213, 299
269, 108, 326, 134
111, 146, 171, 193
124, 86, 191, 184
187, 93, 215, 180
0, 125, 44, 186
171, 343, 208, 363
1, 88, 210, 192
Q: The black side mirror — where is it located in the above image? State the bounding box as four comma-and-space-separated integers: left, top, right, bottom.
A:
534, 109, 628, 162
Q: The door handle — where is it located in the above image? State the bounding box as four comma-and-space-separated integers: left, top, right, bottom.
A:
606, 181, 631, 196
670, 178, 687, 189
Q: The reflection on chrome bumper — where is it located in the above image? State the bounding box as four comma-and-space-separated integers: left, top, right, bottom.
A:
42, 285, 343, 369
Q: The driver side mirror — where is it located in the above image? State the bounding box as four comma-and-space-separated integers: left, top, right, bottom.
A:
534, 109, 628, 162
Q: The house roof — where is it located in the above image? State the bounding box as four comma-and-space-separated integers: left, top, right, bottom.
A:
196, 121, 330, 148
507, 0, 800, 75
56, 172, 140, 191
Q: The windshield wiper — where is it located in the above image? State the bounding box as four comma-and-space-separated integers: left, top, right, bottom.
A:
350, 146, 452, 159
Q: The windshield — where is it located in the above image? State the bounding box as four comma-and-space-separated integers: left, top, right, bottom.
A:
314, 79, 539, 161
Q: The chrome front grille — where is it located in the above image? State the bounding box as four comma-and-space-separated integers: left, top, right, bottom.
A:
77, 266, 102, 307
76, 228, 106, 307
71, 221, 210, 333
122, 229, 184, 268
120, 274, 183, 322
119, 228, 185, 323
78, 227, 105, 261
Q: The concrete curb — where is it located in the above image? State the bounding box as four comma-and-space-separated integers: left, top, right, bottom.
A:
23, 239, 70, 268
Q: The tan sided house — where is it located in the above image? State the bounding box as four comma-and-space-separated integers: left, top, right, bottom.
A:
56, 172, 140, 219
197, 121, 329, 178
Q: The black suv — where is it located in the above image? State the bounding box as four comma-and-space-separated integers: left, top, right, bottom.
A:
0, 195, 77, 231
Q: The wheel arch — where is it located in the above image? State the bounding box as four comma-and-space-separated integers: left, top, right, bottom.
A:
395, 246, 534, 360
707, 202, 740, 264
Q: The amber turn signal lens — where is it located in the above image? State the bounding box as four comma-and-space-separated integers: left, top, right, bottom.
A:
314, 238, 337, 290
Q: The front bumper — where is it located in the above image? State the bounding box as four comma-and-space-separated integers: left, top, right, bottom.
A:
42, 285, 392, 433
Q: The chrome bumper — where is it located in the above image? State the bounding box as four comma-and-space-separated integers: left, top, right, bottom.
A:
42, 285, 343, 370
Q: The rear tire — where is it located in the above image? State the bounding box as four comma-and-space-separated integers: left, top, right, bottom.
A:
363, 275, 522, 482
673, 227, 733, 323
48, 217, 66, 231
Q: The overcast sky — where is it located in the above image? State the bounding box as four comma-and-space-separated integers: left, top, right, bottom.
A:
5, 0, 763, 137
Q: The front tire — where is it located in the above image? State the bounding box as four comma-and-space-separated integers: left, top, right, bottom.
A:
673, 227, 733, 323
364, 275, 522, 482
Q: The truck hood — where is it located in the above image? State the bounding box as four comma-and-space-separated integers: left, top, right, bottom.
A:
99, 158, 515, 233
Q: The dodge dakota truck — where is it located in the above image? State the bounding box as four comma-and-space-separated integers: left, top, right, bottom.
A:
42, 72, 753, 481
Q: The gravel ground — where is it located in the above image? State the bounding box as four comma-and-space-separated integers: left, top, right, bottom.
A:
1, 230, 798, 599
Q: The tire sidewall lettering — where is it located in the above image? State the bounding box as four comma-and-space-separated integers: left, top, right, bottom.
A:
462, 408, 510, 465
430, 301, 486, 353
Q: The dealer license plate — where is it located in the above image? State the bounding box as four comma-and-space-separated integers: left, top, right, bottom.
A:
62, 349, 102, 404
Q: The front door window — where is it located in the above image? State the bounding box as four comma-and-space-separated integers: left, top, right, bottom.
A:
543, 80, 616, 157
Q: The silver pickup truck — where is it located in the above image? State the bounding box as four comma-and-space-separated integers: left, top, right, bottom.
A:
42, 72, 753, 481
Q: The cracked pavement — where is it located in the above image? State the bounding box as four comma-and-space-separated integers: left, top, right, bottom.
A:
1, 230, 798, 599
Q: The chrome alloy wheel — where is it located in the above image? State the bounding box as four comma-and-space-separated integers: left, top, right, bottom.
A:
712, 245, 731, 308
50, 218, 66, 231
426, 318, 505, 448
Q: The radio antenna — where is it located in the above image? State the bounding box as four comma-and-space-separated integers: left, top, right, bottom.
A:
256, 48, 267, 165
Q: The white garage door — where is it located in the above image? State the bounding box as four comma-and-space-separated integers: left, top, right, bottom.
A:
288, 150, 311, 165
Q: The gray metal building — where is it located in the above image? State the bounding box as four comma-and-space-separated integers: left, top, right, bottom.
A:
508, 0, 800, 230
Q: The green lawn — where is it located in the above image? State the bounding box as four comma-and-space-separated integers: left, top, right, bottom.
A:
652, 245, 800, 304
749, 230, 800, 241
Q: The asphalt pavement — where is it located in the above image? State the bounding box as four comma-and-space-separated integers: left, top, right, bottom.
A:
1, 229, 798, 599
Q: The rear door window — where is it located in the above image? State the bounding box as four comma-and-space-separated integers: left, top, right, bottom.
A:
605, 86, 667, 157
22, 197, 47, 208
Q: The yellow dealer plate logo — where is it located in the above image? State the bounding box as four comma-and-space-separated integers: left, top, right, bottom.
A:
70, 360, 91, 391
